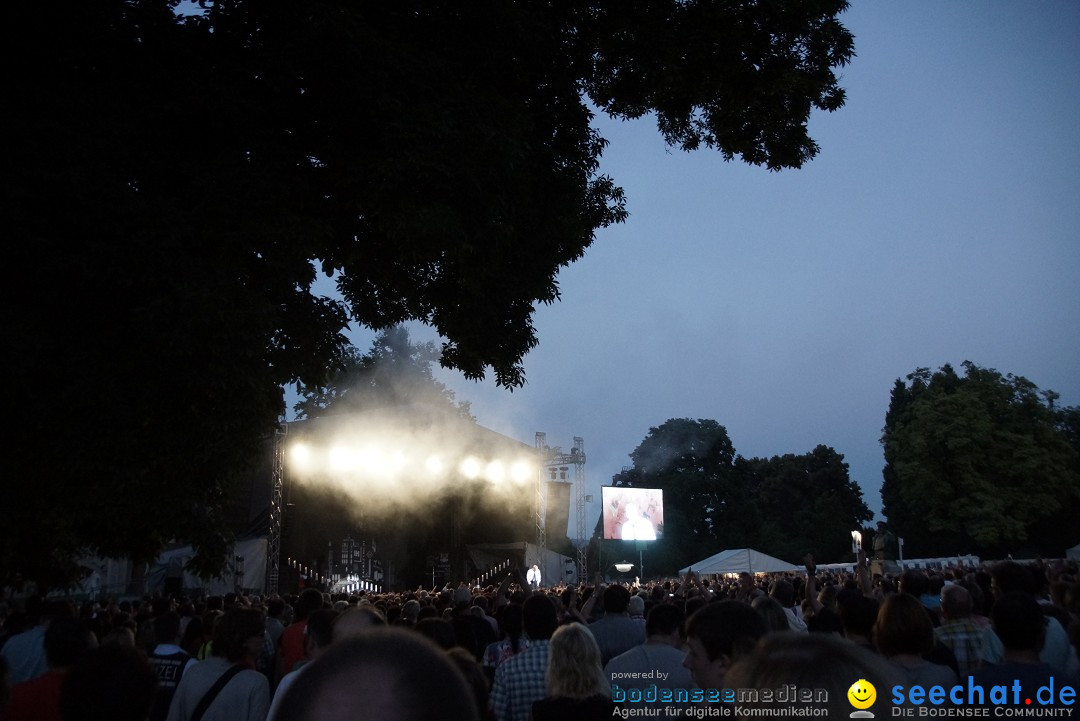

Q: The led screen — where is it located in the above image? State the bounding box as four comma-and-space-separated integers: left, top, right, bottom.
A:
601, 486, 664, 540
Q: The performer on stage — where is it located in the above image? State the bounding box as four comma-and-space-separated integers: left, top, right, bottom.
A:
526, 564, 542, 590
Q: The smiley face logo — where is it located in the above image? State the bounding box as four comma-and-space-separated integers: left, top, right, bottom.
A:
847, 679, 876, 710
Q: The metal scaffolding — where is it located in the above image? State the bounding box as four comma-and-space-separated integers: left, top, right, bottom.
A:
535, 433, 587, 581
266, 421, 287, 595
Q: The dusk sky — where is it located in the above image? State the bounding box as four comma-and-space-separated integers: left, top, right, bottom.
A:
303, 2, 1080, 551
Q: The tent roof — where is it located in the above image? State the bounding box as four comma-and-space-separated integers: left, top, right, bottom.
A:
679, 548, 800, 575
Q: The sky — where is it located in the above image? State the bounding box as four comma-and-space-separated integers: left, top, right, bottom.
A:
298, 2, 1080, 542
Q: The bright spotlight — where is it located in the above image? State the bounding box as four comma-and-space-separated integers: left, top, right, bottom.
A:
485, 460, 506, 484
329, 446, 357, 471
425, 455, 445, 475
460, 456, 482, 479
510, 460, 532, 484
290, 443, 313, 471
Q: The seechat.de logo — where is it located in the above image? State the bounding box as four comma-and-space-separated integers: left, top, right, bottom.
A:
848, 679, 877, 718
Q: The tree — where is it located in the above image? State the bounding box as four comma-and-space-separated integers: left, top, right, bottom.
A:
613, 420, 870, 573
5, 1, 854, 587
292, 326, 473, 421
735, 445, 872, 562
880, 362, 1080, 557
613, 418, 740, 574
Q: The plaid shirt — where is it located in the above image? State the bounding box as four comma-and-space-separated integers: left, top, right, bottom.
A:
490, 639, 550, 721
935, 618, 983, 676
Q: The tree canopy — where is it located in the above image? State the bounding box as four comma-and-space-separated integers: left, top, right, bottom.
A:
880, 362, 1080, 558
4, 1, 854, 587
609, 419, 870, 574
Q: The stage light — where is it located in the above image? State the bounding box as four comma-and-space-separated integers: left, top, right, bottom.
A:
289, 443, 313, 471
460, 456, 482, 479
329, 446, 358, 471
424, 455, 445, 475
485, 460, 506, 484
510, 460, 532, 484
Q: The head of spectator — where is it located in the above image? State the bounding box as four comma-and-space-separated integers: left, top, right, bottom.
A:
627, 595, 645, 619
939, 584, 973, 623
499, 602, 527, 652
839, 594, 879, 646
898, 571, 929, 599
447, 646, 493, 720
726, 632, 900, 718
769, 579, 796, 609
683, 600, 766, 690
415, 617, 458, 650
331, 604, 387, 643
874, 592, 934, 658
990, 561, 1036, 598
644, 604, 685, 648
212, 606, 266, 663
303, 609, 338, 660
45, 617, 96, 670
545, 622, 610, 699
100, 626, 136, 648
267, 597, 286, 620
991, 591, 1046, 661
274, 628, 479, 721
751, 596, 791, 634
523, 594, 559, 642
59, 644, 157, 721
400, 599, 421, 626
601, 585, 631, 615
295, 587, 326, 622
153, 611, 183, 647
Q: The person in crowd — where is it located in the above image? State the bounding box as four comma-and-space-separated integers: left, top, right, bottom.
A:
604, 603, 693, 714
100, 626, 137, 648
481, 603, 529, 683
626, 594, 646, 629
0, 598, 66, 685
491, 594, 559, 721
273, 628, 479, 721
838, 594, 879, 653
752, 596, 793, 635
874, 592, 958, 690
1, 616, 96, 721
768, 580, 807, 633
970, 591, 1077, 708
934, 584, 984, 676
397, 599, 421, 629
59, 644, 158, 721
725, 631, 901, 717
277, 588, 323, 681
979, 561, 1079, 677
449, 585, 496, 662
331, 604, 387, 643
682, 600, 766, 691
148, 611, 198, 721
531, 622, 615, 720
264, 599, 286, 655
587, 584, 645, 666
415, 617, 459, 651
447, 647, 495, 721
196, 610, 223, 660
165, 607, 270, 721
266, 609, 338, 721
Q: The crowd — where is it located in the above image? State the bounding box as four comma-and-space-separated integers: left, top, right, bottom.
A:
2, 554, 1079, 720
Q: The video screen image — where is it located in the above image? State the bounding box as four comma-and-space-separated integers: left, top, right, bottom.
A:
601, 486, 664, 541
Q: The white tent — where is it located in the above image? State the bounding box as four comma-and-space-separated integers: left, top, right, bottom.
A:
679, 548, 800, 575
1067, 543, 1080, 562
